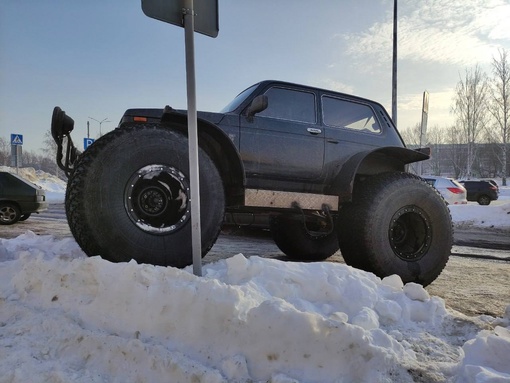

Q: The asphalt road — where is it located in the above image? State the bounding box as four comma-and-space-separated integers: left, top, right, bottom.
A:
4, 203, 509, 254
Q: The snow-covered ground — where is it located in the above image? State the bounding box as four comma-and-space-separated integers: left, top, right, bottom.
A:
1, 167, 510, 383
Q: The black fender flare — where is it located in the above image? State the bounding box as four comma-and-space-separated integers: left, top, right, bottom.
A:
327, 146, 430, 203
161, 109, 245, 207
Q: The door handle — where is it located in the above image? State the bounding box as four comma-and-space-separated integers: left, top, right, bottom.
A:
307, 127, 322, 135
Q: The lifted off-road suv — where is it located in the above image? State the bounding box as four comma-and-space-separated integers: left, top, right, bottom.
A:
51, 80, 452, 286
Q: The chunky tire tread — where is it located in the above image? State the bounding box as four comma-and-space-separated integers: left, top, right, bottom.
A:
338, 172, 452, 286
66, 124, 225, 267
270, 214, 339, 261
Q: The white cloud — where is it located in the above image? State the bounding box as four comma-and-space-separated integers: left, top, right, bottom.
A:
399, 92, 426, 112
315, 79, 355, 94
470, 0, 510, 40
344, 0, 509, 68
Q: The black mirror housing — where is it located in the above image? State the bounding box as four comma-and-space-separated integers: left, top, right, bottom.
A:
246, 95, 268, 118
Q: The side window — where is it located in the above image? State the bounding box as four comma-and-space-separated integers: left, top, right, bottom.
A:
257, 87, 316, 124
322, 96, 381, 134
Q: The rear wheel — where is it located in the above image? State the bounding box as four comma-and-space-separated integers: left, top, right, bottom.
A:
338, 172, 452, 286
66, 124, 225, 267
19, 213, 31, 221
0, 203, 21, 225
477, 195, 491, 205
270, 213, 339, 261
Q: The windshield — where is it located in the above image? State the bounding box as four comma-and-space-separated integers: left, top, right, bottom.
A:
220, 84, 258, 113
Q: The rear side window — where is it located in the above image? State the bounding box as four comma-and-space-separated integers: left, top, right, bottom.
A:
257, 87, 316, 124
424, 179, 436, 187
322, 96, 381, 134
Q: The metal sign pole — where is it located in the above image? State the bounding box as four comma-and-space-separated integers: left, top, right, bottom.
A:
183, 0, 202, 276
141, 0, 218, 276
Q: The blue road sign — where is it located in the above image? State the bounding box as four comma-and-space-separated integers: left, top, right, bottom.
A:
84, 138, 95, 150
11, 134, 23, 145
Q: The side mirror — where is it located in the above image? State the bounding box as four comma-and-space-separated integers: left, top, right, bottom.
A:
246, 95, 268, 118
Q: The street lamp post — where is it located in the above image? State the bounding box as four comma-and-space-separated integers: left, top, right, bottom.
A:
392, 0, 398, 126
88, 116, 111, 137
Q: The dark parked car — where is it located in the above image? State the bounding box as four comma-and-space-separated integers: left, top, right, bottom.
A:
0, 172, 48, 225
459, 180, 499, 205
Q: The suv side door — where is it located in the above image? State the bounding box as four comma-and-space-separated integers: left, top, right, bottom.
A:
321, 94, 396, 170
239, 85, 324, 185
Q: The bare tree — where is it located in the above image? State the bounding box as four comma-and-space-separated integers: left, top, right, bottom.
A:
445, 124, 467, 179
489, 48, 510, 186
427, 125, 446, 176
42, 129, 61, 178
399, 123, 421, 147
0, 137, 9, 166
452, 65, 490, 178
43, 130, 58, 159
399, 123, 421, 174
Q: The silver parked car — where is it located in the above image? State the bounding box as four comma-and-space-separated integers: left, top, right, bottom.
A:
423, 176, 467, 205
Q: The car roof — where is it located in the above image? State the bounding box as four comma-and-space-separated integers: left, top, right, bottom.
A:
423, 176, 455, 180
254, 80, 386, 108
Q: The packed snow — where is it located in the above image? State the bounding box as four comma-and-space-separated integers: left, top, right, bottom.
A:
1, 168, 510, 383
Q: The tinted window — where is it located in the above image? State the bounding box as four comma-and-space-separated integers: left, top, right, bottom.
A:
424, 178, 436, 187
257, 87, 316, 124
221, 84, 258, 113
322, 96, 381, 133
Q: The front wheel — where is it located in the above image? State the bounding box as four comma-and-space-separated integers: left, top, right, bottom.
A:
338, 172, 452, 286
66, 124, 225, 267
0, 203, 21, 225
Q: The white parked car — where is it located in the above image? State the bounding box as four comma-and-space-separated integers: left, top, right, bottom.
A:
423, 176, 467, 205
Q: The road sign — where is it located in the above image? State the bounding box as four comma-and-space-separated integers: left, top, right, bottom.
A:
84, 138, 95, 150
141, 0, 218, 37
10, 145, 22, 168
11, 134, 23, 145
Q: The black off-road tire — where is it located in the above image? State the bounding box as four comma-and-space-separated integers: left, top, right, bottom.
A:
66, 124, 225, 268
337, 172, 452, 286
0, 203, 21, 225
270, 214, 339, 261
336, 203, 371, 271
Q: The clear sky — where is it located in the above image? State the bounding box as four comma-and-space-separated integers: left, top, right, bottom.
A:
1, 0, 510, 152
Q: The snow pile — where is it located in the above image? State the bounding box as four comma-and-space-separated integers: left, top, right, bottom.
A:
450, 185, 510, 229
1, 233, 510, 382
458, 323, 510, 383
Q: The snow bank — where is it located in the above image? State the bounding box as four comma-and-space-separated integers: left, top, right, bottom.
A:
450, 202, 510, 229
1, 233, 510, 382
